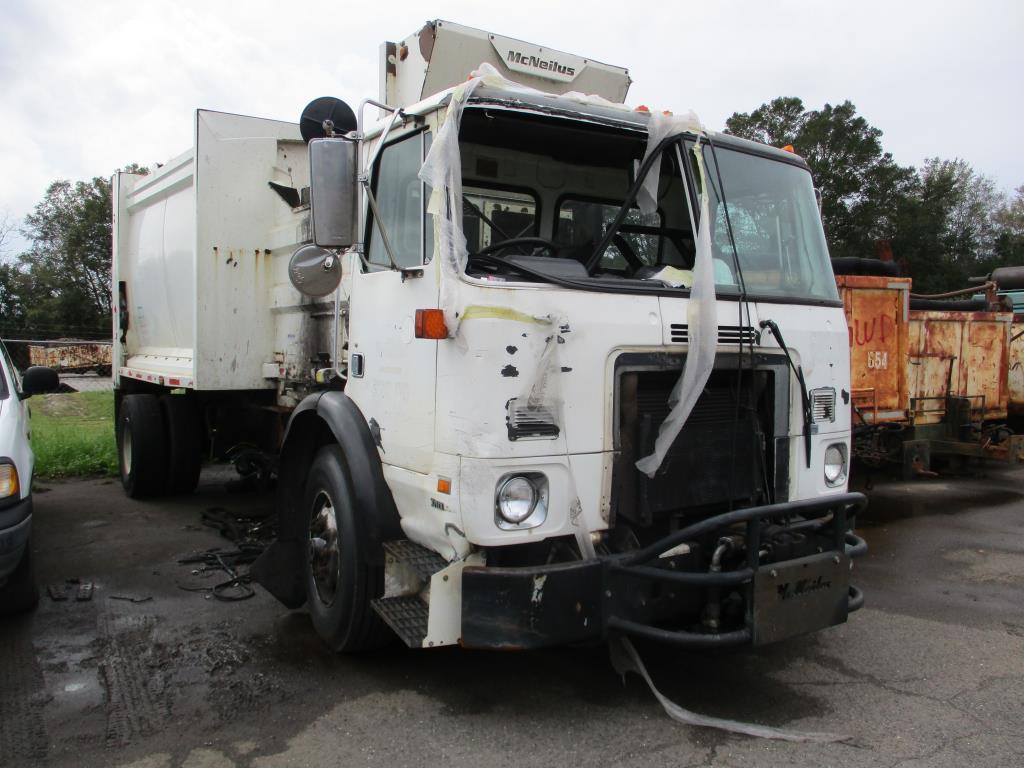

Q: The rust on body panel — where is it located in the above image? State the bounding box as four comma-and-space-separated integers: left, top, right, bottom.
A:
836, 276, 910, 424
1009, 318, 1024, 416
907, 310, 1012, 424
28, 343, 112, 373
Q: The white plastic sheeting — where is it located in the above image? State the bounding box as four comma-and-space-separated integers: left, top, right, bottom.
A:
609, 635, 851, 743
418, 62, 637, 335
635, 113, 718, 478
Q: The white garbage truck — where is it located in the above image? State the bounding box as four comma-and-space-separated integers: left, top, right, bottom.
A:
112, 20, 865, 651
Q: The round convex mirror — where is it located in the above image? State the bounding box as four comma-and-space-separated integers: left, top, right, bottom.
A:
289, 244, 342, 297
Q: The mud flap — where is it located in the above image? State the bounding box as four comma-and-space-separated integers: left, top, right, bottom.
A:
250, 540, 307, 609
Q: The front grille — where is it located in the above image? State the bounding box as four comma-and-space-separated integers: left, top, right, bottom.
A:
617, 368, 768, 524
811, 387, 836, 423
670, 324, 759, 346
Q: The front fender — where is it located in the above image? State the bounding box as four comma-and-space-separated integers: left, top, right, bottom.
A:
250, 391, 400, 608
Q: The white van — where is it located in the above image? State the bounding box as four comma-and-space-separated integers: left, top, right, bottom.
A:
0, 342, 57, 613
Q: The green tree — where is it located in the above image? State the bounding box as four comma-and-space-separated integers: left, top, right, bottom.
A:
725, 97, 915, 261
7, 164, 147, 339
990, 185, 1024, 272
890, 159, 1007, 292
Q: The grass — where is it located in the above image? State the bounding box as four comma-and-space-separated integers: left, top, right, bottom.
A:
30, 391, 119, 478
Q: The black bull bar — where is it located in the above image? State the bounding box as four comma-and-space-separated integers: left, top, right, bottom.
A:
461, 493, 868, 650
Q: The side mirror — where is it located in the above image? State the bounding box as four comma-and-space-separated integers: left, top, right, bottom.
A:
309, 138, 358, 249
20, 366, 59, 398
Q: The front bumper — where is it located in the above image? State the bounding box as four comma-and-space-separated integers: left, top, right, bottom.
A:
461, 493, 867, 650
0, 495, 32, 580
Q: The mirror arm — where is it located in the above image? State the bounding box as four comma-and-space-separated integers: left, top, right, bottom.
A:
363, 187, 401, 271
356, 100, 405, 272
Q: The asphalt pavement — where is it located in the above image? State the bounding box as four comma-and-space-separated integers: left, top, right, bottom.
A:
2, 464, 1023, 767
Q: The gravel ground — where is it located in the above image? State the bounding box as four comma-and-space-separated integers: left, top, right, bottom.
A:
2, 464, 1023, 767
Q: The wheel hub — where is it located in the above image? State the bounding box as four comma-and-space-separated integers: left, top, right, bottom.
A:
308, 491, 341, 605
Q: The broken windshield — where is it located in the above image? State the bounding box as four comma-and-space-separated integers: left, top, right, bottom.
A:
456, 107, 837, 304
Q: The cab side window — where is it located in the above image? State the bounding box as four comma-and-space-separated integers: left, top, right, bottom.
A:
367, 133, 429, 269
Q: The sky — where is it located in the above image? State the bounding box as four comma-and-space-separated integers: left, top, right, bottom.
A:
1, 0, 1021, 256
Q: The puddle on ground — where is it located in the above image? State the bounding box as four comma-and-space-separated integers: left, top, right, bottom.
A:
858, 484, 1022, 527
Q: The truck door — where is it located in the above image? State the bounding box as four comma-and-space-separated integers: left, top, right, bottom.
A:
345, 130, 438, 473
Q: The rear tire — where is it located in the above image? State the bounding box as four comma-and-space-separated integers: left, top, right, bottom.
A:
0, 545, 39, 616
118, 394, 167, 498
161, 395, 202, 495
303, 445, 392, 652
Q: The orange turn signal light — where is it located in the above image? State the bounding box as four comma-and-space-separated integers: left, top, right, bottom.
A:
437, 477, 451, 495
415, 309, 448, 340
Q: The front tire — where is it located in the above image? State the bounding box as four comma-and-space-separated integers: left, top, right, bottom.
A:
303, 445, 392, 652
118, 394, 167, 498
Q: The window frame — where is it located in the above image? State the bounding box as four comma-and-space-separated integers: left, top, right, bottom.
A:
364, 128, 430, 272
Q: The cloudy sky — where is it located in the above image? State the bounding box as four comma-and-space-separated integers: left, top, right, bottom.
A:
1, 0, 1020, 254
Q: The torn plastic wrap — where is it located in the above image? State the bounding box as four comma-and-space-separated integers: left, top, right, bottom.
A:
636, 111, 703, 216
609, 636, 851, 743
635, 114, 718, 478
418, 62, 638, 336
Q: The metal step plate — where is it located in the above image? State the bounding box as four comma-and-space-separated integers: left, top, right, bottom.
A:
372, 595, 429, 648
383, 540, 448, 582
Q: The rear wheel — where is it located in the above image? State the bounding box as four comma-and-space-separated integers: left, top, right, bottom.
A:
0, 545, 38, 616
303, 445, 392, 652
161, 395, 202, 495
118, 394, 167, 498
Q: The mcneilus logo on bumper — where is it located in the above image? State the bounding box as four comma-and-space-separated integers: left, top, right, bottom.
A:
489, 34, 586, 84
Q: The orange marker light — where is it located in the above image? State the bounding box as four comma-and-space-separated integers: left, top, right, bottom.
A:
437, 477, 451, 495
415, 308, 448, 339
781, 144, 795, 153
635, 104, 650, 113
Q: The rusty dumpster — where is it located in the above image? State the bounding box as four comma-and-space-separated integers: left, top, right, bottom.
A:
27, 342, 112, 375
836, 270, 1023, 474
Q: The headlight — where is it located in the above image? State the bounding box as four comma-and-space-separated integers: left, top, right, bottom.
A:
0, 463, 19, 500
495, 473, 549, 530
824, 444, 847, 487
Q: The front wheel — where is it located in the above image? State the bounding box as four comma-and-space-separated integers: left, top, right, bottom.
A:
303, 445, 392, 652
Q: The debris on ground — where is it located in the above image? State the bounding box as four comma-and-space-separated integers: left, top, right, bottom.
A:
176, 505, 276, 602
47, 578, 93, 602
75, 582, 94, 601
